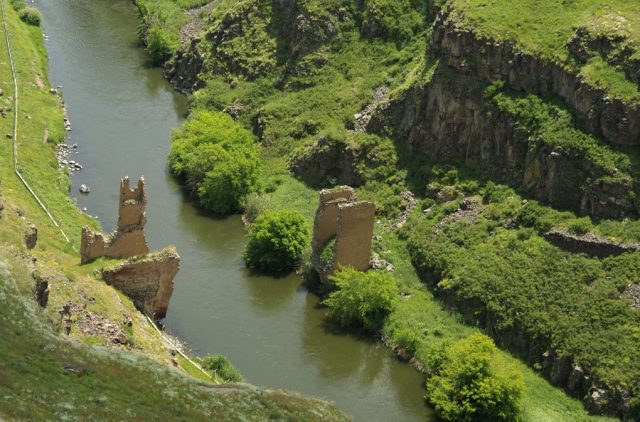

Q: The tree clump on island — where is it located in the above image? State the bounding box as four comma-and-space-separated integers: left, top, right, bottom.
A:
425, 333, 524, 422
323, 268, 399, 332
169, 111, 260, 215
242, 210, 309, 273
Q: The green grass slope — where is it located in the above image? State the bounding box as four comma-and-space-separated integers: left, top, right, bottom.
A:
0, 2, 346, 420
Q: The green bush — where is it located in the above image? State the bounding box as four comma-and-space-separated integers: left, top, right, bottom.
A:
169, 111, 260, 215
567, 218, 592, 236
323, 268, 399, 332
361, 0, 425, 43
514, 201, 554, 232
9, 0, 25, 11
146, 25, 175, 65
19, 6, 42, 26
240, 192, 271, 224
202, 354, 242, 382
242, 210, 309, 273
392, 326, 420, 355
425, 334, 524, 422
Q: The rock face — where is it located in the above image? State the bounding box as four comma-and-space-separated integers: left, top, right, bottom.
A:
24, 223, 37, 250
102, 247, 180, 319
429, 8, 640, 147
31, 272, 49, 308
289, 136, 365, 187
368, 7, 639, 219
164, 0, 341, 93
311, 186, 375, 282
164, 37, 207, 94
80, 176, 149, 264
544, 230, 640, 258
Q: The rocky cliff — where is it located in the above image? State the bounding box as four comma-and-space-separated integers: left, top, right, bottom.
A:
369, 6, 640, 219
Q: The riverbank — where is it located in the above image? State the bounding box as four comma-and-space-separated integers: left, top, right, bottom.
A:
0, 1, 346, 419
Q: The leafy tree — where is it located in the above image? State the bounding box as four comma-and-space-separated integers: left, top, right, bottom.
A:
323, 268, 399, 332
202, 354, 242, 382
425, 334, 524, 422
242, 210, 309, 273
169, 111, 260, 214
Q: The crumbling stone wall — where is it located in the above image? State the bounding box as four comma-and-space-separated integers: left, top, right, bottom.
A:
311, 186, 375, 282
80, 176, 149, 264
102, 247, 180, 319
544, 230, 640, 258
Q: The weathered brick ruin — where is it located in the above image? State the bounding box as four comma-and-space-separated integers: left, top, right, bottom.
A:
102, 247, 180, 319
311, 186, 375, 282
80, 176, 180, 319
80, 176, 149, 264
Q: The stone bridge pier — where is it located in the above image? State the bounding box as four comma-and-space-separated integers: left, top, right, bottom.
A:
311, 186, 375, 282
80, 176, 179, 319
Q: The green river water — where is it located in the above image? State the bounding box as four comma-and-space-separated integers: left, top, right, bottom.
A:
36, 1, 432, 419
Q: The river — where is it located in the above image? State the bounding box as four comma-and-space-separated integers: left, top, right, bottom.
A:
36, 0, 431, 420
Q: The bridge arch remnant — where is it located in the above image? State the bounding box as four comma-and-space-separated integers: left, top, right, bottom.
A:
311, 186, 375, 282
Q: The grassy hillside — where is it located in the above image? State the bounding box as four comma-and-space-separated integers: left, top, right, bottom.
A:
0, 2, 346, 420
129, 0, 640, 419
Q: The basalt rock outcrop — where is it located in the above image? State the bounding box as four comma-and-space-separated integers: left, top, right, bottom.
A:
164, 0, 341, 93
102, 247, 180, 319
289, 136, 366, 187
164, 37, 207, 94
429, 7, 640, 147
311, 186, 375, 282
368, 7, 640, 219
80, 177, 149, 264
370, 64, 637, 218
24, 223, 37, 250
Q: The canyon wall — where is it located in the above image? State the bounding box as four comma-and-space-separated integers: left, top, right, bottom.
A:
369, 8, 639, 219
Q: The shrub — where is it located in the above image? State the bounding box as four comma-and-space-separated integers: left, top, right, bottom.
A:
146, 25, 175, 65
19, 7, 42, 26
202, 354, 242, 382
242, 210, 309, 273
392, 326, 420, 355
361, 0, 425, 43
425, 334, 524, 422
169, 111, 260, 214
9, 0, 25, 12
323, 268, 399, 332
241, 192, 271, 224
515, 201, 554, 232
567, 217, 592, 236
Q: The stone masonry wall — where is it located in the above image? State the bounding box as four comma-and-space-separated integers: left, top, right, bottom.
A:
81, 176, 149, 264
102, 247, 180, 319
311, 186, 375, 282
